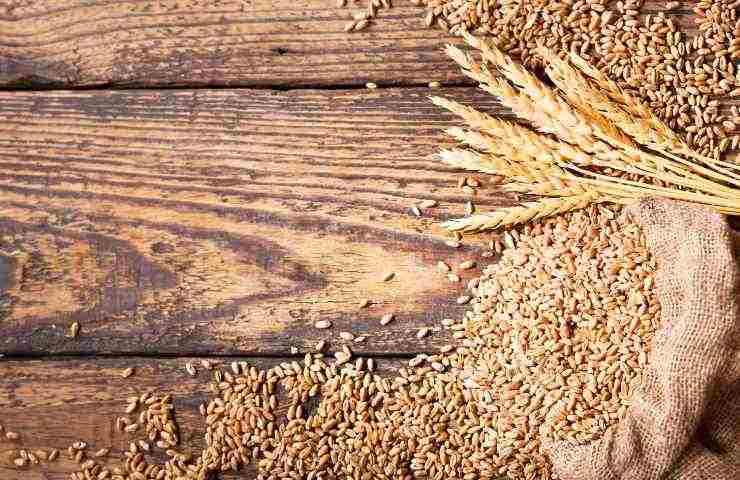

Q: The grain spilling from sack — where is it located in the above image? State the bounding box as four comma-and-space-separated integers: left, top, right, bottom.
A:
75, 206, 658, 480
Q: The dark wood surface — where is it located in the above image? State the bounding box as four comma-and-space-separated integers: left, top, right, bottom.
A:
0, 0, 693, 88
0, 87, 512, 357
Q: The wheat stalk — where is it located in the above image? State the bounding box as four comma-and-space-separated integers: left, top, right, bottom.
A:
435, 34, 740, 232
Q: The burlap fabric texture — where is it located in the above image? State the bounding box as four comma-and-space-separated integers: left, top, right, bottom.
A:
545, 199, 740, 479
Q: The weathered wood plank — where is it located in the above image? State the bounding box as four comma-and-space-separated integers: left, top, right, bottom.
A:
0, 0, 695, 88
0, 356, 404, 479
0, 86, 510, 356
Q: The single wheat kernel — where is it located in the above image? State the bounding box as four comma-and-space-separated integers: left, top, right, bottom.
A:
354, 19, 370, 30
380, 313, 395, 325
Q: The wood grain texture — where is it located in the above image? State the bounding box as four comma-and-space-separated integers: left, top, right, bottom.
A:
0, 356, 404, 480
0, 0, 695, 88
0, 86, 514, 356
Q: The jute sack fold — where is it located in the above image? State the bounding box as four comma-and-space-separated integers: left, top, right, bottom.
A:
545, 199, 740, 479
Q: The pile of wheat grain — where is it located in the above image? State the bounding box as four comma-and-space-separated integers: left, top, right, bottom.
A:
338, 0, 740, 160
71, 205, 657, 480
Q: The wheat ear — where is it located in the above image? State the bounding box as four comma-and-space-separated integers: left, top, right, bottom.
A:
431, 95, 593, 167
462, 32, 637, 152
568, 50, 740, 177
442, 193, 602, 232
541, 48, 740, 190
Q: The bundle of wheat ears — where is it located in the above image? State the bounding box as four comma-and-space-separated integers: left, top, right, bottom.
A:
435, 33, 740, 232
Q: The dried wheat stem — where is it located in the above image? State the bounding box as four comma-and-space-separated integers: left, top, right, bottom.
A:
562, 166, 740, 212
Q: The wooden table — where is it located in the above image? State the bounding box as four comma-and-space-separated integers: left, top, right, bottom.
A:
0, 1, 688, 478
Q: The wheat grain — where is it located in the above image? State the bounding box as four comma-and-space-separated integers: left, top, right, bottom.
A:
314, 320, 332, 329
458, 260, 475, 270
69, 322, 80, 338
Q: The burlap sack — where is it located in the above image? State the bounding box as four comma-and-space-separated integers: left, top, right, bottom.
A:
545, 199, 740, 479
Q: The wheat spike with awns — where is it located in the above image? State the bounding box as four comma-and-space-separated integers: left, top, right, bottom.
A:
436, 33, 740, 232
